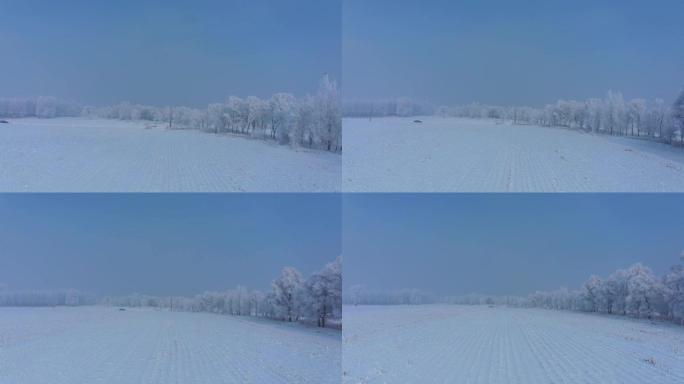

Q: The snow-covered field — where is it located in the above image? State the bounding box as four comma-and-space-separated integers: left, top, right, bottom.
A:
0, 118, 340, 192
0, 306, 340, 384
343, 117, 684, 191
343, 305, 684, 384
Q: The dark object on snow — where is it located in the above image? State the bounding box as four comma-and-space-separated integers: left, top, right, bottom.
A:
118, 308, 126, 311
413, 120, 423, 123
0, 120, 8, 123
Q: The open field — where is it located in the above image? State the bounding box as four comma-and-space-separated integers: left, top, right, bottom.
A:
343, 117, 684, 192
343, 305, 684, 384
0, 118, 340, 192
0, 306, 340, 384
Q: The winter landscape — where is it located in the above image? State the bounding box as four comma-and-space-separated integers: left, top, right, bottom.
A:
343, 304, 684, 384
0, 1, 341, 192
0, 115, 340, 192
1, 306, 339, 384
344, 262, 684, 384
343, 113, 684, 192
343, 0, 684, 192
0, 194, 342, 383
0, 259, 342, 384
343, 194, 684, 384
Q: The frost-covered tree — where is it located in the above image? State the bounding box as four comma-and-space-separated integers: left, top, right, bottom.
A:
246, 96, 267, 137
269, 93, 296, 143
603, 268, 629, 315
648, 99, 668, 139
663, 265, 684, 324
582, 275, 602, 312
293, 96, 316, 147
313, 74, 342, 151
625, 263, 663, 319
302, 256, 342, 327
207, 103, 227, 133
673, 88, 684, 143
271, 267, 304, 322
627, 98, 647, 136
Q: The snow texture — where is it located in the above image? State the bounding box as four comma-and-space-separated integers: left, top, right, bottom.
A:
0, 118, 340, 192
343, 117, 684, 192
0, 306, 340, 384
343, 305, 684, 384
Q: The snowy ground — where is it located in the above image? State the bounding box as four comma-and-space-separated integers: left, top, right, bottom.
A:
0, 118, 340, 192
343, 305, 684, 384
0, 306, 341, 384
343, 117, 684, 191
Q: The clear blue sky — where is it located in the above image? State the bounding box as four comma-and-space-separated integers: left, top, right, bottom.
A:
0, 194, 341, 296
344, 0, 684, 106
0, 0, 341, 106
344, 194, 684, 296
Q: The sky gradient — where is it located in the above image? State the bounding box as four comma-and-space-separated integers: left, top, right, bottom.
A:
344, 194, 684, 296
0, 0, 341, 106
344, 0, 684, 106
0, 194, 341, 296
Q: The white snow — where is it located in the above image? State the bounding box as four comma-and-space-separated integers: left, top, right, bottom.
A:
343, 117, 684, 192
0, 306, 340, 384
0, 118, 340, 192
343, 305, 684, 384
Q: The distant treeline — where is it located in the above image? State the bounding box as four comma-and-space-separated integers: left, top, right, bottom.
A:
0, 258, 341, 328
0, 96, 81, 118
343, 98, 434, 118
103, 257, 341, 328
345, 262, 684, 326
0, 75, 341, 152
344, 287, 437, 305
0, 288, 95, 307
344, 89, 684, 146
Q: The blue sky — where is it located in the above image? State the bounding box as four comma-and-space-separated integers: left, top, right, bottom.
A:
344, 194, 684, 296
0, 0, 341, 106
344, 0, 684, 105
0, 194, 341, 296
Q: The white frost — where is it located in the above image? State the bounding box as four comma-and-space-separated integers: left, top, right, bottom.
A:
0, 306, 340, 384
0, 118, 340, 192
343, 117, 684, 192
343, 305, 684, 384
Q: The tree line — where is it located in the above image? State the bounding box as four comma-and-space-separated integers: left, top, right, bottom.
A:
523, 263, 684, 325
444, 91, 684, 145
103, 257, 342, 328
0, 96, 81, 118
0, 257, 341, 328
345, 89, 684, 146
344, 262, 684, 326
343, 98, 434, 118
0, 75, 341, 152
343, 286, 436, 306
0, 287, 95, 306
